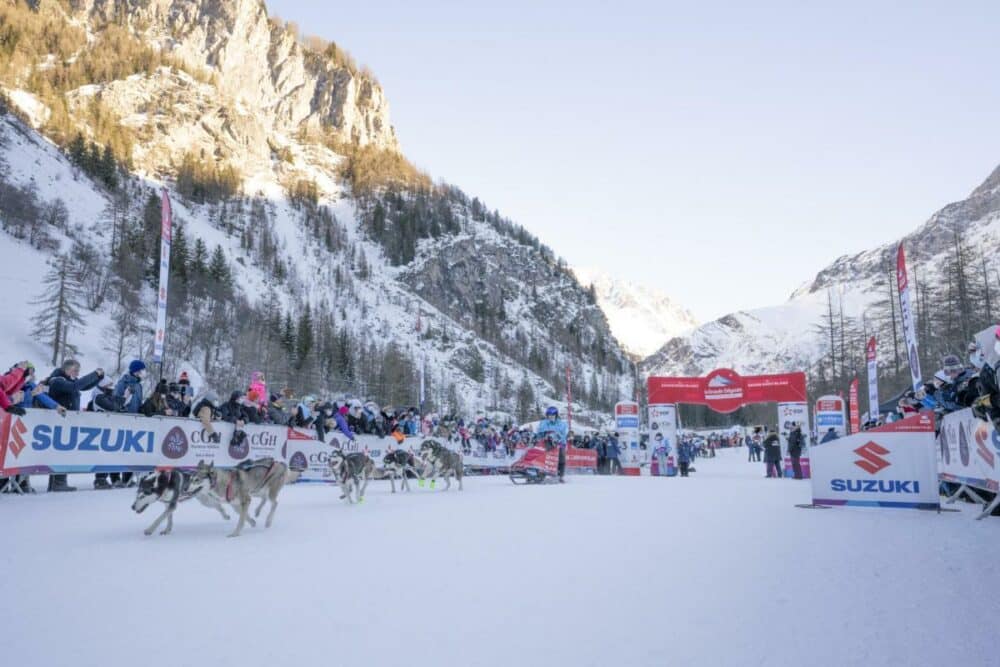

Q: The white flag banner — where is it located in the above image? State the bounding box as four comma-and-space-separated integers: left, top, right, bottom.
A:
866, 336, 879, 422
896, 244, 921, 393
153, 188, 172, 363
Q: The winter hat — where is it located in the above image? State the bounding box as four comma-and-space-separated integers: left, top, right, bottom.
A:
247, 389, 261, 403
178, 371, 190, 384
128, 360, 146, 375
339, 405, 349, 416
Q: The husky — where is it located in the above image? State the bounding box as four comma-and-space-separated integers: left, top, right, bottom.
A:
382, 449, 423, 493
131, 470, 231, 536
419, 440, 463, 491
192, 458, 298, 537
329, 450, 375, 503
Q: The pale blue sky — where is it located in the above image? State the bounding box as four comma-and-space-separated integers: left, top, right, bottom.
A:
267, 0, 1000, 321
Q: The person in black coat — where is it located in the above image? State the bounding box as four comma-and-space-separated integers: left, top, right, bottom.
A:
44, 359, 104, 492
787, 422, 805, 479
762, 427, 782, 478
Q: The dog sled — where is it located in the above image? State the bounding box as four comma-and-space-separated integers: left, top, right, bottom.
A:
509, 435, 560, 485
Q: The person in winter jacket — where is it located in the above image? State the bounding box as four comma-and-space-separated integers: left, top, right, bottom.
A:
536, 406, 569, 482
606, 433, 621, 475
390, 424, 405, 445
0, 363, 57, 494
763, 427, 782, 478
333, 404, 355, 442
114, 360, 146, 414
787, 422, 805, 479
45, 359, 105, 492
677, 438, 693, 477
0, 361, 32, 414
820, 427, 839, 444
141, 379, 171, 417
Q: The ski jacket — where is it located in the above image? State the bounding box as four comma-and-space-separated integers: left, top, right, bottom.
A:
535, 418, 568, 446
0, 366, 27, 409
47, 368, 102, 411
763, 434, 782, 462
788, 429, 804, 456
113, 373, 144, 414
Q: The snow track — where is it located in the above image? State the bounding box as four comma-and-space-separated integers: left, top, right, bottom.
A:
2, 450, 997, 666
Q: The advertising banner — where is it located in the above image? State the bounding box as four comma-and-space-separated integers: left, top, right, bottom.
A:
778, 401, 810, 478
153, 188, 172, 363
866, 336, 879, 422
647, 369, 807, 414
849, 378, 860, 434
0, 410, 431, 484
615, 401, 643, 469
937, 408, 1000, 493
648, 403, 677, 476
810, 413, 939, 510
897, 243, 922, 393
815, 395, 847, 438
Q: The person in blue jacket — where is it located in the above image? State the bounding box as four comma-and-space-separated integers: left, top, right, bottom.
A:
677, 438, 693, 477
334, 404, 356, 442
114, 360, 147, 414
536, 406, 568, 482
606, 432, 621, 475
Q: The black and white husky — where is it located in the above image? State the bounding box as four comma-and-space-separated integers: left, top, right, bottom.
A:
329, 450, 374, 503
132, 470, 231, 536
419, 440, 463, 491
382, 449, 423, 493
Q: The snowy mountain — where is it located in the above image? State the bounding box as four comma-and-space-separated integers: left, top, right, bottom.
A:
573, 268, 698, 358
0, 0, 632, 422
643, 164, 1000, 379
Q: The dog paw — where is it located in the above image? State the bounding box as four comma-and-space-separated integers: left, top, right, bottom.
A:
143, 529, 154, 536
227, 533, 240, 538
160, 530, 171, 536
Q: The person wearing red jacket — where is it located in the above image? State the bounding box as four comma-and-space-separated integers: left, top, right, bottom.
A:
0, 362, 30, 414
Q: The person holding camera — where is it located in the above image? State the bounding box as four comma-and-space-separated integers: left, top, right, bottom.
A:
44, 359, 105, 492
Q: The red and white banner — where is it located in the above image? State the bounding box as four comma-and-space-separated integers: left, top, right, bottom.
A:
849, 378, 860, 434
815, 395, 847, 438
866, 336, 879, 423
153, 188, 172, 363
810, 413, 939, 510
647, 369, 807, 414
897, 243, 922, 393
937, 408, 999, 493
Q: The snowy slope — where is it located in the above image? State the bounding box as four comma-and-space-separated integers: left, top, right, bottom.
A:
644, 163, 1000, 377
574, 267, 698, 358
2, 450, 995, 667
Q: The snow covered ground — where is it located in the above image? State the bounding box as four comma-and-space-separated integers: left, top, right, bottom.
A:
2, 449, 997, 666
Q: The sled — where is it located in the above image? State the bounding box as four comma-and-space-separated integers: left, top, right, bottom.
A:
509, 436, 560, 485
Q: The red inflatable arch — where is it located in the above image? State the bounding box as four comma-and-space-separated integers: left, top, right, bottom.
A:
647, 368, 808, 414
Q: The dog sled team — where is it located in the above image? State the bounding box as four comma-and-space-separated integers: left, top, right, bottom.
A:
132, 440, 462, 538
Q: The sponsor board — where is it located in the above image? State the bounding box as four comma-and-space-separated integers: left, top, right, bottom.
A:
937, 408, 1000, 493
809, 413, 939, 510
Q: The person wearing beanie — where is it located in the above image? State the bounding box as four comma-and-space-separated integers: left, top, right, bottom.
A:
114, 360, 146, 415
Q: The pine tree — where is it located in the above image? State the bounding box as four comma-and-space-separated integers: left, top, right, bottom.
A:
170, 223, 190, 282
296, 304, 314, 369
208, 245, 231, 290
99, 143, 117, 189
32, 255, 85, 366
68, 132, 86, 166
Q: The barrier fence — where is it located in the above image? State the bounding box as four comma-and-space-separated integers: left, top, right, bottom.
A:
0, 409, 597, 484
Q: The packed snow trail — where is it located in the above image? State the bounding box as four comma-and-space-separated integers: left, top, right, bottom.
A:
2, 449, 997, 667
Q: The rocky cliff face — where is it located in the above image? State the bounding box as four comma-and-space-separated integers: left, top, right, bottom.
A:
74, 0, 398, 152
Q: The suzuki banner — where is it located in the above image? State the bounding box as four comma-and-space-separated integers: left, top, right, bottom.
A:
0, 410, 431, 484
647, 369, 807, 414
648, 403, 677, 476
866, 336, 879, 422
0, 410, 592, 483
937, 408, 999, 493
810, 413, 939, 510
897, 243, 922, 393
